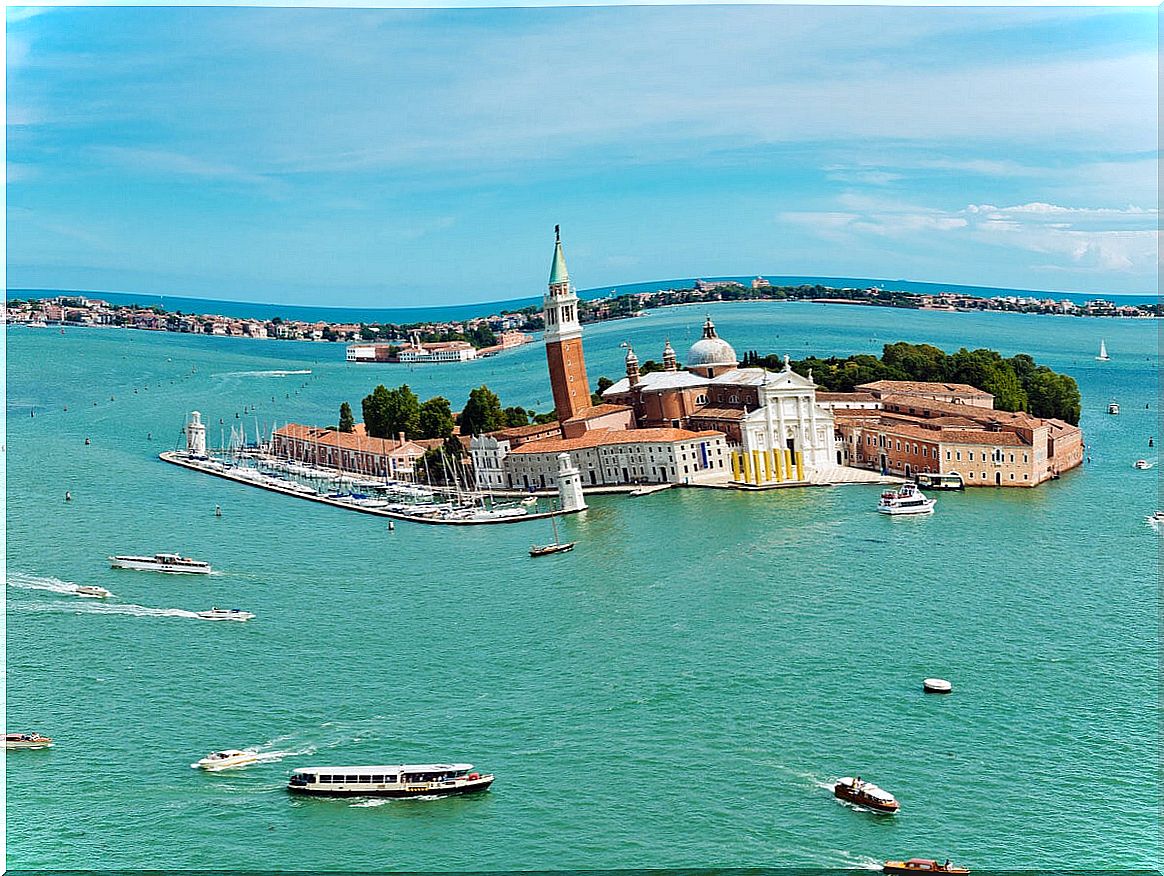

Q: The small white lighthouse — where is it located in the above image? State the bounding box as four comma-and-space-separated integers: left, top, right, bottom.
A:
557, 452, 587, 512
186, 411, 207, 457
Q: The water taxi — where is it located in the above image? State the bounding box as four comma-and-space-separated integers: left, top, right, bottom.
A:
877, 483, 935, 515
192, 749, 263, 770
6, 732, 53, 750
884, 859, 969, 875
287, 763, 494, 798
197, 607, 254, 622
833, 776, 899, 814
75, 585, 112, 598
110, 553, 213, 574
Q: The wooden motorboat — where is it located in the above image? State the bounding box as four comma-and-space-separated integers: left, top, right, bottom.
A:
6, 732, 53, 750
884, 859, 969, 875
833, 776, 899, 814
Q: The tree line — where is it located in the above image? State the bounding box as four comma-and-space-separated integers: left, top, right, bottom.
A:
740, 341, 1082, 424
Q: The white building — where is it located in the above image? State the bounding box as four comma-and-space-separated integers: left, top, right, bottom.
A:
469, 434, 511, 491
504, 427, 730, 491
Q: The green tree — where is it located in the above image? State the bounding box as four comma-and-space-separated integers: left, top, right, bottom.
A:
532, 410, 558, 425
338, 402, 355, 433
504, 406, 530, 428
459, 385, 506, 435
362, 384, 420, 439
419, 396, 455, 439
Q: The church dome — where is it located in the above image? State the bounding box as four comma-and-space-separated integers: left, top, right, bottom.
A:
686, 317, 737, 368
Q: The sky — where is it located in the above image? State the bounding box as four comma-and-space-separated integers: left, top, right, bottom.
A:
5, 4, 1159, 306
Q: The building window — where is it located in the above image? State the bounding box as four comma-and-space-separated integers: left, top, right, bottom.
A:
968, 471, 973, 478
956, 451, 961, 461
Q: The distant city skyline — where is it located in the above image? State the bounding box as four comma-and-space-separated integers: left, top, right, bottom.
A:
6, 5, 1158, 306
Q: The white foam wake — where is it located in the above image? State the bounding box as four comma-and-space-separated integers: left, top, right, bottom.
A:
7, 571, 81, 595
13, 601, 202, 620
215, 369, 312, 378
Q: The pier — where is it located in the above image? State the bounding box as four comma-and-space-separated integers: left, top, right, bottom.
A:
159, 451, 583, 526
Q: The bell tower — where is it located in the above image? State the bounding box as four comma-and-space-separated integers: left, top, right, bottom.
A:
543, 226, 591, 421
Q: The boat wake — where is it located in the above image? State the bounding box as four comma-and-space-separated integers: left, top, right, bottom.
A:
7, 571, 85, 595
13, 600, 202, 620
215, 369, 312, 378
350, 798, 390, 808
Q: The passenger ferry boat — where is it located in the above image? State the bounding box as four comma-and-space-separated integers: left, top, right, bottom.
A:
833, 776, 899, 814
110, 553, 212, 574
884, 860, 969, 875
877, 483, 936, 515
287, 763, 494, 798
6, 732, 53, 750
192, 749, 263, 770
915, 472, 964, 491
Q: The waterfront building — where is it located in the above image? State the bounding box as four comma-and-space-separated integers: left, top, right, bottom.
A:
272, 424, 442, 479
504, 427, 729, 490
602, 318, 839, 484
831, 393, 1083, 486
346, 334, 477, 364
855, 380, 995, 409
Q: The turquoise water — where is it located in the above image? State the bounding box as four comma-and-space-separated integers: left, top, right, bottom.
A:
5, 302, 1159, 870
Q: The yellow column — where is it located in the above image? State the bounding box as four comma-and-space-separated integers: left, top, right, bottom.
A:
795, 451, 804, 482
731, 450, 742, 482
740, 450, 751, 483
762, 449, 772, 483
773, 448, 783, 481
782, 449, 792, 480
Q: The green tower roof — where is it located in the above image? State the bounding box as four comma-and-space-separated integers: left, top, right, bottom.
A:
549, 225, 569, 285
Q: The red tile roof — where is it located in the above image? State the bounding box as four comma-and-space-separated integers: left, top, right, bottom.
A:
275, 423, 428, 456
858, 380, 994, 399
562, 403, 633, 423
509, 427, 723, 455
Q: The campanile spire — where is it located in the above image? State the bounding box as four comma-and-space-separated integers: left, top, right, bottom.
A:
542, 226, 591, 422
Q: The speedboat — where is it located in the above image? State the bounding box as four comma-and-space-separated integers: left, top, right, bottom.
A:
833, 776, 899, 814
1133, 459, 1154, 470
110, 553, 212, 574
877, 483, 935, 515
287, 763, 494, 798
1147, 511, 1164, 530
75, 585, 112, 598
1107, 401, 1120, 415
6, 732, 53, 750
196, 607, 254, 622
520, 496, 538, 506
192, 749, 263, 770
884, 860, 969, 875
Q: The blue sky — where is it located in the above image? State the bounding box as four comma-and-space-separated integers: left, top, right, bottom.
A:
5, 5, 1158, 305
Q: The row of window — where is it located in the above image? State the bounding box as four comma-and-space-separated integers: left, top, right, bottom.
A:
315, 774, 399, 783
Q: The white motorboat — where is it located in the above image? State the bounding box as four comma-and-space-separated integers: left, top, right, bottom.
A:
877, 483, 936, 515
192, 748, 263, 770
196, 607, 254, 622
520, 496, 538, 506
1133, 459, 1154, 470
6, 732, 53, 750
1147, 511, 1164, 530
110, 553, 212, 574
1108, 401, 1120, 415
75, 585, 112, 599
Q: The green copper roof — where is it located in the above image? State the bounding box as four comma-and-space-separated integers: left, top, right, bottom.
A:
549, 232, 569, 285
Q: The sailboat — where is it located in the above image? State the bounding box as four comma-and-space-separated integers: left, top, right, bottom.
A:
529, 515, 575, 557
1096, 340, 1110, 361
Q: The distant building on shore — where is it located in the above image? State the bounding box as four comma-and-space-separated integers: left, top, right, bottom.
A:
271, 423, 443, 479
346, 332, 477, 364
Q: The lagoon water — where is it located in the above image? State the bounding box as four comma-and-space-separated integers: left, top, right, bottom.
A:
4, 301, 1159, 870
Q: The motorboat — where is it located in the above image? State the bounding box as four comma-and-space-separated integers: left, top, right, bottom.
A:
884, 860, 969, 875
6, 732, 53, 750
923, 677, 953, 694
110, 553, 212, 574
1147, 510, 1164, 530
192, 749, 263, 770
877, 483, 935, 515
1107, 401, 1120, 415
196, 607, 254, 622
75, 585, 112, 598
833, 776, 899, 814
520, 496, 538, 506
287, 763, 494, 798
1133, 459, 1154, 470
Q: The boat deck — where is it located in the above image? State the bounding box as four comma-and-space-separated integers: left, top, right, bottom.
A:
159, 452, 581, 526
